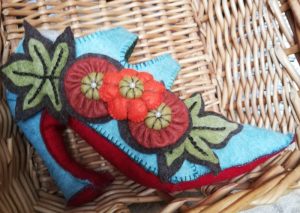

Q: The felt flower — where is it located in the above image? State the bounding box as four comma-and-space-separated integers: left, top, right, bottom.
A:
100, 69, 165, 122
127, 91, 190, 149
63, 55, 122, 120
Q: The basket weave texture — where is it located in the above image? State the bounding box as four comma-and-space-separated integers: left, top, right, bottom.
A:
1, 0, 300, 212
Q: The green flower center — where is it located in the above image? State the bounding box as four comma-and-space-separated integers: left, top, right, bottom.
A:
119, 76, 144, 99
81, 72, 103, 100
145, 103, 172, 130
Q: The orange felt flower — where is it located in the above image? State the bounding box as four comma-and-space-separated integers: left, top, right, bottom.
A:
99, 69, 165, 122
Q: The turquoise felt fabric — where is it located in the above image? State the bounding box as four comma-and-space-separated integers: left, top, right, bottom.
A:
5, 43, 91, 200
6, 91, 90, 199
75, 27, 180, 89
171, 125, 293, 183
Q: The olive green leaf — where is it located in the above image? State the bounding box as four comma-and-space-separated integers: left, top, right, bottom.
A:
165, 131, 219, 167
165, 142, 185, 167
1, 60, 36, 86
160, 94, 242, 181
185, 130, 219, 165
184, 94, 204, 120
2, 39, 68, 112
1, 21, 74, 121
184, 94, 241, 148
192, 114, 240, 148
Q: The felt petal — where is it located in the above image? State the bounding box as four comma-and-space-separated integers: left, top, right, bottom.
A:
103, 71, 122, 85
142, 91, 163, 110
100, 84, 119, 102
137, 72, 153, 83
120, 68, 137, 78
144, 81, 165, 93
128, 99, 148, 122
108, 97, 128, 120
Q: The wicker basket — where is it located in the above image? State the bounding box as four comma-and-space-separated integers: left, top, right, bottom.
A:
1, 0, 300, 212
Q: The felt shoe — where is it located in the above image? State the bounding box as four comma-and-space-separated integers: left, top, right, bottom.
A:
1, 22, 294, 206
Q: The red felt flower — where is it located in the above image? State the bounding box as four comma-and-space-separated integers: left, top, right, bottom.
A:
100, 69, 165, 122
64, 55, 122, 120
128, 91, 190, 149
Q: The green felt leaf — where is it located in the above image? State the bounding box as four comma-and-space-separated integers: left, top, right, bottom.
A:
2, 60, 36, 86
165, 142, 185, 166
28, 38, 51, 75
184, 94, 203, 123
186, 130, 219, 165
192, 114, 240, 147
23, 41, 68, 111
164, 129, 219, 169
49, 43, 69, 77
2, 38, 69, 113
160, 94, 242, 180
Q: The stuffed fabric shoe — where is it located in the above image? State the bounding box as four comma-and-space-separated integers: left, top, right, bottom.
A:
1, 22, 294, 206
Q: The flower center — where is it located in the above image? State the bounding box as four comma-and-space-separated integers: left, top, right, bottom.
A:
90, 81, 97, 89
81, 72, 103, 100
145, 103, 172, 130
119, 76, 144, 99
129, 82, 136, 89
155, 111, 162, 118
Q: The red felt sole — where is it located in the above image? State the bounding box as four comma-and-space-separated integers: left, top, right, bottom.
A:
68, 185, 105, 206
69, 117, 280, 191
41, 111, 286, 205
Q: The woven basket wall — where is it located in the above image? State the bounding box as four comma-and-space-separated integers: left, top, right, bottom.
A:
1, 0, 300, 212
